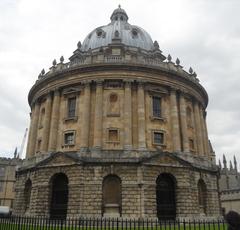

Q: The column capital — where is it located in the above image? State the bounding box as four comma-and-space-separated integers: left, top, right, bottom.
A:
95, 79, 104, 86
53, 88, 60, 96
169, 87, 178, 93
46, 91, 52, 99
82, 80, 91, 87
137, 80, 146, 88
123, 79, 134, 86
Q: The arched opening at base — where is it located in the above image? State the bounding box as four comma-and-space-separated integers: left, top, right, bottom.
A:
156, 173, 176, 220
198, 179, 207, 215
102, 174, 122, 217
50, 173, 68, 219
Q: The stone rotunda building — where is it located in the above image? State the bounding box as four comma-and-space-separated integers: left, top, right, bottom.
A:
14, 7, 221, 220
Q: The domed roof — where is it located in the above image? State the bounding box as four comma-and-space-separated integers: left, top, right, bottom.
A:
81, 6, 155, 52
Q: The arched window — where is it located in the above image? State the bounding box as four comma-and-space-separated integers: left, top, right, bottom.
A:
186, 107, 193, 127
102, 175, 121, 217
156, 173, 176, 220
50, 173, 69, 219
24, 179, 32, 212
198, 179, 207, 214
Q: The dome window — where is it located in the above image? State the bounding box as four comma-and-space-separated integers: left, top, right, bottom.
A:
96, 29, 105, 38
115, 16, 118, 21
131, 29, 138, 38
97, 31, 102, 37
120, 16, 124, 21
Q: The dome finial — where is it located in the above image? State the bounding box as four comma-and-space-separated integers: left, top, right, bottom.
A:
110, 5, 128, 22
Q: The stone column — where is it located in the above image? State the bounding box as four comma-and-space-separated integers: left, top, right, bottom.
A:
28, 101, 40, 156
80, 81, 91, 151
137, 81, 146, 150
41, 93, 52, 152
48, 89, 60, 151
179, 93, 190, 152
193, 101, 204, 156
200, 107, 210, 156
124, 80, 132, 150
26, 111, 33, 158
170, 89, 181, 152
93, 80, 103, 149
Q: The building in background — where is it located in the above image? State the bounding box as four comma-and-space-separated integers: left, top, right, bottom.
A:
219, 155, 240, 214
14, 6, 221, 219
0, 156, 22, 209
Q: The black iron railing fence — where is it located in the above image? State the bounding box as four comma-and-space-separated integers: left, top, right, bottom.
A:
0, 216, 227, 230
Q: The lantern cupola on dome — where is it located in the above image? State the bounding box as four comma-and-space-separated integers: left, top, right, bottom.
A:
81, 5, 155, 52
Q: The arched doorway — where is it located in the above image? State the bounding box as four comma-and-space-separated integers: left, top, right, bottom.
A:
156, 173, 176, 220
198, 179, 207, 214
50, 173, 69, 219
102, 175, 121, 217
24, 179, 32, 212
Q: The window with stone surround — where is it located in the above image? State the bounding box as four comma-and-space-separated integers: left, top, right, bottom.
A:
64, 131, 75, 146
107, 93, 120, 116
152, 131, 165, 146
107, 129, 119, 142
67, 97, 76, 118
152, 96, 162, 118
189, 138, 195, 151
37, 139, 42, 152
0, 181, 4, 192
39, 108, 45, 128
186, 107, 193, 128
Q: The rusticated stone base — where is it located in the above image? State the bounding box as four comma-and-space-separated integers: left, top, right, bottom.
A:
13, 151, 221, 219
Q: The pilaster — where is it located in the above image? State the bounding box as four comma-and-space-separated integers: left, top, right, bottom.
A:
170, 89, 181, 152
193, 101, 204, 156
179, 93, 190, 153
124, 80, 133, 150
137, 81, 146, 150
41, 93, 52, 152
48, 89, 60, 151
28, 101, 40, 156
93, 80, 103, 149
80, 81, 91, 151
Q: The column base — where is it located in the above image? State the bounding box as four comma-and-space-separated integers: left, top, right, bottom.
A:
124, 145, 132, 151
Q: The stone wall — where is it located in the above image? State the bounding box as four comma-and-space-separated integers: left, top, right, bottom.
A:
14, 162, 220, 219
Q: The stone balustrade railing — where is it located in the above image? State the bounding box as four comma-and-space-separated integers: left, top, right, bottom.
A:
37, 55, 200, 85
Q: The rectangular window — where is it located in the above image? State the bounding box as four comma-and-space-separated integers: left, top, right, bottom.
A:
153, 131, 164, 145
189, 138, 195, 150
0, 182, 4, 192
37, 139, 42, 152
64, 132, 75, 145
108, 129, 119, 142
152, 96, 161, 118
68, 97, 76, 118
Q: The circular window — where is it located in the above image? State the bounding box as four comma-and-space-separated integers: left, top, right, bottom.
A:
132, 29, 138, 37
110, 94, 118, 103
97, 31, 102, 37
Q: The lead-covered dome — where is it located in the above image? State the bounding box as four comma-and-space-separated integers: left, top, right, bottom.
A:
81, 6, 155, 52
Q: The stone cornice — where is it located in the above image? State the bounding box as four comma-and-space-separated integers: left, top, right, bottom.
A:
28, 63, 208, 108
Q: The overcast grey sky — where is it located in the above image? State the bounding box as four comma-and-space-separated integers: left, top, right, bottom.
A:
0, 0, 239, 168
